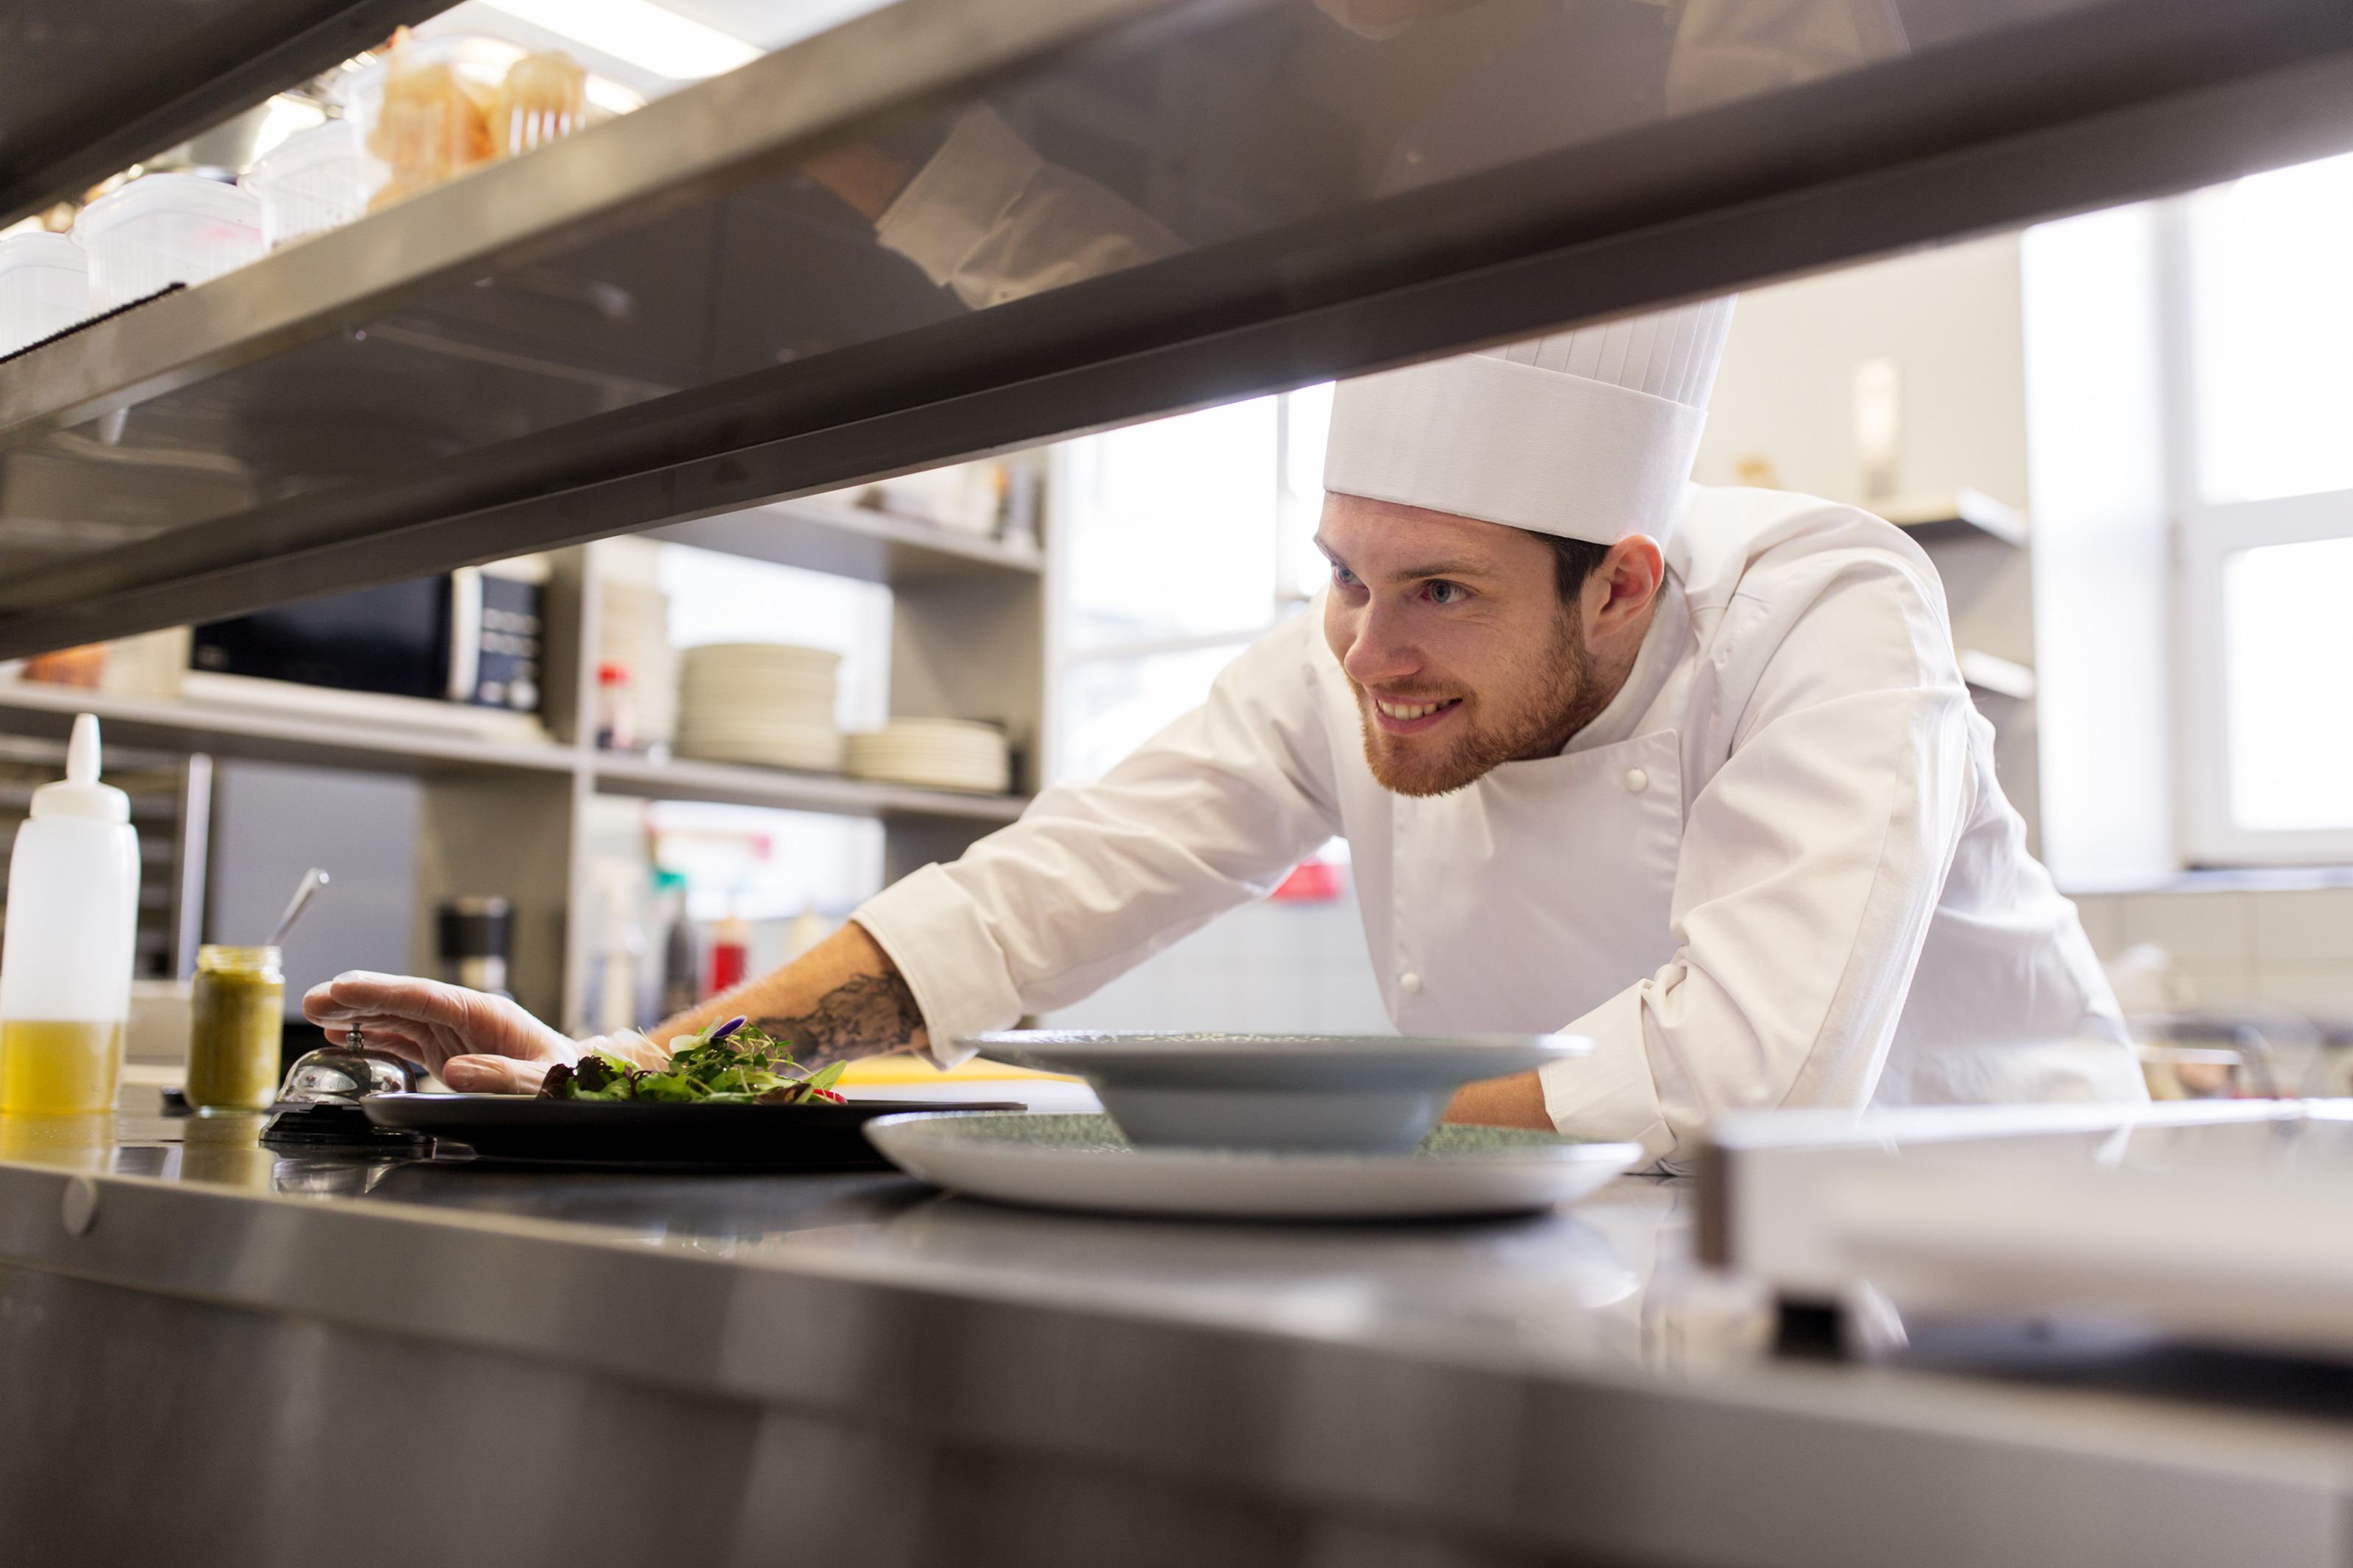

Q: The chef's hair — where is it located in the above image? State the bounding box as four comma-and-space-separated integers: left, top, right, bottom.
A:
1545, 533, 1611, 608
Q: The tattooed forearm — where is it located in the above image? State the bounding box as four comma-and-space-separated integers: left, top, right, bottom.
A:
755, 970, 927, 1070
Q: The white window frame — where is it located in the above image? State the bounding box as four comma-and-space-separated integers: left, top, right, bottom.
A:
1043, 388, 1329, 786
2159, 201, 2353, 866
2176, 486, 2353, 864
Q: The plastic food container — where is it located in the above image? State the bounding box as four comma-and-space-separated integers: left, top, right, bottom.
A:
245, 119, 366, 249
332, 32, 640, 212
74, 173, 263, 310
0, 232, 90, 357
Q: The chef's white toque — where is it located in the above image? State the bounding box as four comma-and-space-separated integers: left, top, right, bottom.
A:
1322, 296, 1735, 545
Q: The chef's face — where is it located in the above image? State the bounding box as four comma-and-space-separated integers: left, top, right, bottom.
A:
1317, 495, 1659, 797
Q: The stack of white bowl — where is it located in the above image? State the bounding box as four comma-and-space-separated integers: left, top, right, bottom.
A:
675, 644, 841, 770
843, 719, 1010, 793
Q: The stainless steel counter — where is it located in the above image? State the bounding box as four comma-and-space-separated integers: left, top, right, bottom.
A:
4, 1093, 2352, 1567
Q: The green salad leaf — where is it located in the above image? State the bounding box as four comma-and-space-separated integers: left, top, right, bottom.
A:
537, 1017, 849, 1106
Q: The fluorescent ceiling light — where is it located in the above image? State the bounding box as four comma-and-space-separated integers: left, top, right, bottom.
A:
476, 0, 761, 80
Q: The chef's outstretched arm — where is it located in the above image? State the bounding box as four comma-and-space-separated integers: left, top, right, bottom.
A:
1523, 548, 1980, 1164
301, 923, 924, 1093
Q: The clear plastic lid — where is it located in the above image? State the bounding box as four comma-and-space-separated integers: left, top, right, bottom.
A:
245, 119, 362, 185
0, 232, 85, 275
72, 173, 262, 244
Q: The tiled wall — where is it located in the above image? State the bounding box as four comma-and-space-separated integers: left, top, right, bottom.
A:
2072, 889, 2353, 1020
1041, 884, 1393, 1035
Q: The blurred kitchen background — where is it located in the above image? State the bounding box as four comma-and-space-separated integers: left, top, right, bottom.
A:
6, 29, 2350, 1092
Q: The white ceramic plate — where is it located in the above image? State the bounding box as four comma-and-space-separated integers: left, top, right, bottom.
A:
864, 1112, 1642, 1219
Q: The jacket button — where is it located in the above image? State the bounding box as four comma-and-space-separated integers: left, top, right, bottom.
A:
1399, 972, 1423, 995
1624, 767, 1649, 793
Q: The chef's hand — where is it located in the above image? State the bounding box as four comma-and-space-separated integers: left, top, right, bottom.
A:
301, 972, 666, 1095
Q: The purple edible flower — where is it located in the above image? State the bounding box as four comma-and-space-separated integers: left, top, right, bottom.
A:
708, 1016, 749, 1044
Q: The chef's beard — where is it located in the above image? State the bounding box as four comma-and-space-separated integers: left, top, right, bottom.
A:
1352, 604, 1607, 798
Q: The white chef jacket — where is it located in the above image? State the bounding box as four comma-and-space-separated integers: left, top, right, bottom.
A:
855, 487, 2143, 1167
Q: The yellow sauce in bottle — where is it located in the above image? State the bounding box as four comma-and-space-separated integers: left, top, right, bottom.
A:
0, 1020, 124, 1114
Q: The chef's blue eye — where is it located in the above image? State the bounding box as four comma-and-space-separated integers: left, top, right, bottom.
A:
1332, 565, 1361, 588
1426, 580, 1466, 604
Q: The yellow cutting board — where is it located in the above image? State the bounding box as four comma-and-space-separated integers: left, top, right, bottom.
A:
836, 1053, 1079, 1085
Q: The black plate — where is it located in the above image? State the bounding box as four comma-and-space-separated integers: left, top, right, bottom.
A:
361, 1092, 1025, 1170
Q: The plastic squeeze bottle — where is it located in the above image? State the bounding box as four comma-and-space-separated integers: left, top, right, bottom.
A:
0, 714, 141, 1113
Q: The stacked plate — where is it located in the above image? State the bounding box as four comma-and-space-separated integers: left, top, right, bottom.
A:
843, 718, 1010, 793
675, 643, 842, 770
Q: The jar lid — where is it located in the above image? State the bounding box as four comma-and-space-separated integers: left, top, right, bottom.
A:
197, 945, 283, 969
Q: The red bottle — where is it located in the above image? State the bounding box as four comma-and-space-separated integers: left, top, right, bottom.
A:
707, 914, 749, 997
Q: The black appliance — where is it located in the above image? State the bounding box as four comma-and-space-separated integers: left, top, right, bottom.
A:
191, 565, 544, 713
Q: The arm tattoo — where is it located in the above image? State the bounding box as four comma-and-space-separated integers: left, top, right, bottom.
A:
754, 970, 927, 1070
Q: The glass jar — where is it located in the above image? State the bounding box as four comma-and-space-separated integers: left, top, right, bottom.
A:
186, 945, 283, 1110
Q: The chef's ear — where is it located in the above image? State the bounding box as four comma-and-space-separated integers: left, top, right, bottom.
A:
1586, 536, 1665, 635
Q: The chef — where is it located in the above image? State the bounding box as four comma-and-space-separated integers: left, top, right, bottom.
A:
310, 296, 2144, 1167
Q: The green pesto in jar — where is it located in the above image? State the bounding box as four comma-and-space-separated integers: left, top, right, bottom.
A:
187, 945, 284, 1111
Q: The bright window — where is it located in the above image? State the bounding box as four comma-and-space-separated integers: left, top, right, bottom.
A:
1049, 387, 1333, 784
2220, 538, 2353, 834
2169, 148, 2353, 862
2187, 150, 2353, 506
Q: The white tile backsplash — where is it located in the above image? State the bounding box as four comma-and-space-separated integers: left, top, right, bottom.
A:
2249, 889, 2353, 967
2068, 894, 2124, 958
1043, 886, 1393, 1036
2064, 884, 2353, 1021
2250, 969, 2353, 1020
2113, 889, 2256, 966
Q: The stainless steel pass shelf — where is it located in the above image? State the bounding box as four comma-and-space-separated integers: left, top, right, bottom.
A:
8, 1122, 2353, 1567
3, 0, 2351, 657
0, 0, 445, 227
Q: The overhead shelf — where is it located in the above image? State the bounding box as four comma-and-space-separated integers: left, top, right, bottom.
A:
1, 0, 2349, 656
0, 0, 444, 227
1883, 488, 2031, 548
0, 675, 574, 778
0, 677, 1030, 823
591, 749, 1026, 822
646, 498, 1041, 587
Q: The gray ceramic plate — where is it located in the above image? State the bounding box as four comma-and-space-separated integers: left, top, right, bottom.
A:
957, 1031, 1590, 1154
864, 1111, 1640, 1219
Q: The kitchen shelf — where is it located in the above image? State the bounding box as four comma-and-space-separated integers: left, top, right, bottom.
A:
0, 679, 1032, 825
0, 0, 443, 228
1957, 648, 2037, 703
1884, 488, 2029, 548
0, 678, 577, 778
646, 498, 1042, 587
2, 0, 2346, 656
590, 748, 1026, 823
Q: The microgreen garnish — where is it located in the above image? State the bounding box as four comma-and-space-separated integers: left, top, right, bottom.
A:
537, 1019, 847, 1106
